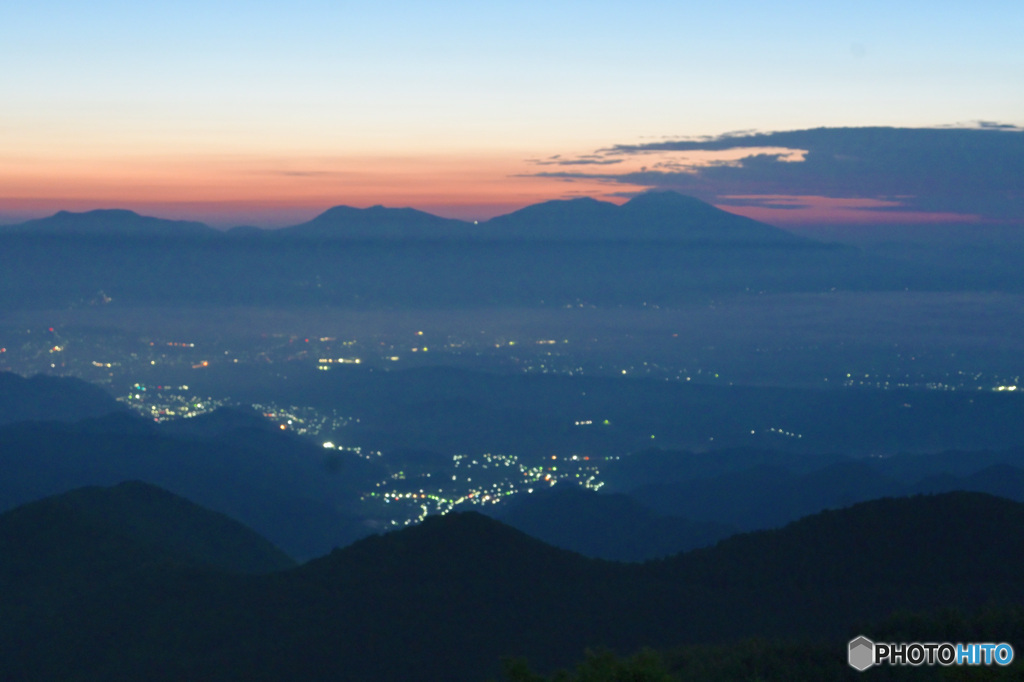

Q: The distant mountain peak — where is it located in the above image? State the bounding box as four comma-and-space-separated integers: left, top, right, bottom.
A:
485, 190, 808, 243
280, 204, 475, 240
54, 208, 141, 219
3, 209, 217, 238
622, 191, 718, 210
625, 190, 696, 203
301, 509, 595, 590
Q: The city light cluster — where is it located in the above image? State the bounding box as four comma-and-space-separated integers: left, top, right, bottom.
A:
362, 451, 606, 526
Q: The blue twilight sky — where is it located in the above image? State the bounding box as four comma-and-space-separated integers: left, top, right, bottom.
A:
1, 0, 1021, 226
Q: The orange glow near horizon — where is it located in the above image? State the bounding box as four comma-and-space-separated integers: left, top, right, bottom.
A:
0, 153, 984, 229
0, 153, 643, 226
0, 146, 808, 226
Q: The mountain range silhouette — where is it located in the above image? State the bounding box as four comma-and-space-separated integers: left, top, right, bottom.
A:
2, 191, 810, 244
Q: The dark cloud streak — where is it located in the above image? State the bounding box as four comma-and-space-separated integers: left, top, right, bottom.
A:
537, 126, 1024, 223
529, 158, 625, 167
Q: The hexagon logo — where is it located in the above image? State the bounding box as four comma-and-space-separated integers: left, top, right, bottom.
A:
849, 636, 875, 671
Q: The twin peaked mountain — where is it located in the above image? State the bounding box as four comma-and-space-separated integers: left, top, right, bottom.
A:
3, 191, 807, 245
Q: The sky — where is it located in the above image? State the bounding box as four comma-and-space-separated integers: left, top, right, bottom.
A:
1, 0, 1022, 228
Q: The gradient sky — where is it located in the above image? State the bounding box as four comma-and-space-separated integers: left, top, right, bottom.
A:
2, 0, 1022, 227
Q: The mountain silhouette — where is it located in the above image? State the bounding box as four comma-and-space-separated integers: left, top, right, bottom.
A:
1, 209, 218, 239
0, 480, 294, 576
0, 194, 962, 310
278, 204, 476, 240
912, 462, 1024, 500
491, 484, 735, 561
631, 460, 905, 530
484, 191, 811, 243
2, 192, 810, 244
158, 405, 283, 439
482, 196, 620, 239
0, 371, 126, 426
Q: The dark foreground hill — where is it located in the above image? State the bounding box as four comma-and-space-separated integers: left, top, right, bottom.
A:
1, 490, 1022, 681
0, 412, 385, 560
483, 448, 1024, 561
0, 481, 294, 576
0, 372, 126, 425
489, 484, 736, 561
